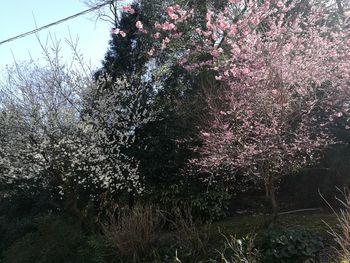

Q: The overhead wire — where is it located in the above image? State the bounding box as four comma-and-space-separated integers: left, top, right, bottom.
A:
0, 2, 110, 46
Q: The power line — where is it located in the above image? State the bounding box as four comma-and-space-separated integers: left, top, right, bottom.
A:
0, 2, 110, 46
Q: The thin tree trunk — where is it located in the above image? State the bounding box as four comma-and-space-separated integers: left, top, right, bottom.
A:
265, 178, 278, 227
269, 181, 278, 226
128, 190, 135, 209
65, 189, 82, 221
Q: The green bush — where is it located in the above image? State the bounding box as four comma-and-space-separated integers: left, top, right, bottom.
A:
2, 214, 117, 263
0, 215, 37, 256
256, 228, 324, 263
77, 235, 119, 263
149, 181, 232, 222
191, 190, 232, 221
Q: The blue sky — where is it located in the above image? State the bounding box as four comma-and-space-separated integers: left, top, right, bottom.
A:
0, 0, 129, 71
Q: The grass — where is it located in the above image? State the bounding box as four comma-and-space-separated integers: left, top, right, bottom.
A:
211, 211, 338, 237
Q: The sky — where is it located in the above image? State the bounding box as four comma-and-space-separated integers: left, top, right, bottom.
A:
0, 0, 129, 72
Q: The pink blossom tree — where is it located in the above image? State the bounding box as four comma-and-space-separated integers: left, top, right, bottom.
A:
148, 0, 350, 221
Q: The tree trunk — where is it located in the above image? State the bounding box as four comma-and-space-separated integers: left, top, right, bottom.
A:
265, 178, 278, 227
64, 187, 84, 225
128, 190, 135, 209
269, 181, 278, 226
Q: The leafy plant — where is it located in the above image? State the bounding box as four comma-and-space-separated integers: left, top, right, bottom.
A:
191, 190, 232, 221
256, 228, 324, 263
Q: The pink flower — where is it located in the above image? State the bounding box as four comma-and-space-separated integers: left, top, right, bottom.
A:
155, 22, 161, 29
229, 0, 240, 3
228, 26, 238, 37
164, 37, 170, 44
206, 21, 214, 30
218, 15, 230, 30
296, 88, 306, 96
336, 112, 343, 117
136, 21, 143, 30
211, 48, 223, 58
167, 6, 174, 14
277, 1, 284, 8
112, 28, 126, 37
206, 11, 214, 29
206, 11, 213, 21
330, 49, 337, 56
201, 132, 211, 137
122, 5, 135, 14
156, 22, 176, 31
172, 32, 182, 39
178, 58, 188, 66
230, 45, 241, 55
161, 37, 171, 50
219, 21, 230, 30
167, 6, 175, 13
161, 22, 176, 31
215, 75, 223, 80
212, 33, 219, 41
147, 47, 155, 56
167, 6, 179, 20
119, 30, 126, 37
251, 17, 260, 26
242, 68, 250, 75
111, 28, 120, 35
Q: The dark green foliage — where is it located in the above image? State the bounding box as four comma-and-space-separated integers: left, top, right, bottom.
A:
3, 215, 82, 263
256, 228, 324, 263
191, 189, 231, 221
137, 68, 225, 220
2, 215, 117, 263
77, 235, 119, 263
95, 3, 151, 80
0, 216, 36, 257
144, 179, 231, 222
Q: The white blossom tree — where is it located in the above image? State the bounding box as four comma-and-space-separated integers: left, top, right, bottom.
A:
0, 45, 152, 217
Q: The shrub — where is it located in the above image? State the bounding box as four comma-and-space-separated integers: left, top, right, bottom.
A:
169, 207, 211, 261
2, 214, 116, 263
148, 180, 232, 223
255, 228, 324, 263
102, 205, 164, 261
191, 190, 232, 221
3, 215, 84, 263
77, 235, 119, 263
